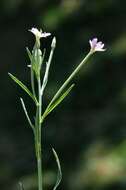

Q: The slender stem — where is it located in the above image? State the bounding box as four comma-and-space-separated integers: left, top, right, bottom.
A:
36, 38, 56, 190
37, 76, 43, 190
37, 155, 42, 190
45, 51, 93, 111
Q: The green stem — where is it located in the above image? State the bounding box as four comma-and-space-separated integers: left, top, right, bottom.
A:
37, 156, 42, 190
45, 51, 93, 111
36, 38, 56, 189
37, 76, 42, 190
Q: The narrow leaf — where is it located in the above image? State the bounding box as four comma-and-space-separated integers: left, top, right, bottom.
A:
41, 84, 74, 121
52, 148, 62, 190
41, 44, 55, 96
26, 47, 33, 62
8, 73, 38, 105
20, 98, 34, 132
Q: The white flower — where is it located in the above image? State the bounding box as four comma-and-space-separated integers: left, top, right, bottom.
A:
29, 27, 51, 39
89, 38, 105, 52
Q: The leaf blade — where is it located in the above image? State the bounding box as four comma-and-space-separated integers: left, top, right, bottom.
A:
26, 47, 33, 63
52, 148, 62, 190
8, 73, 38, 105
20, 98, 34, 132
41, 84, 74, 121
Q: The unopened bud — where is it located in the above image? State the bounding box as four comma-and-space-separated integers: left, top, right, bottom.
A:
51, 37, 56, 49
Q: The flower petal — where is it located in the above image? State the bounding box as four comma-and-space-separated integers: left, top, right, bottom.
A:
89, 38, 105, 52
29, 27, 51, 39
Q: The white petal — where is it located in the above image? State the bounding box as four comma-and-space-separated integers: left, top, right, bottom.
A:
41, 32, 51, 38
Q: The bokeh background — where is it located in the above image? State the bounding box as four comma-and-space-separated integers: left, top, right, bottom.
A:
0, 0, 126, 190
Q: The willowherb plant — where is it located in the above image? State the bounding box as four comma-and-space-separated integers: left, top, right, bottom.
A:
8, 27, 105, 190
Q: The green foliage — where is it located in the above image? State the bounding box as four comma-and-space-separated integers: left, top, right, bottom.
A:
41, 84, 75, 121
69, 141, 126, 190
52, 148, 62, 190
26, 47, 33, 63
20, 98, 34, 132
8, 73, 38, 105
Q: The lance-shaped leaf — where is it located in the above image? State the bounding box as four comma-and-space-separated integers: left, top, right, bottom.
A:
8, 73, 38, 105
52, 148, 62, 190
41, 38, 56, 96
26, 47, 33, 63
41, 60, 50, 96
41, 84, 74, 122
20, 98, 34, 133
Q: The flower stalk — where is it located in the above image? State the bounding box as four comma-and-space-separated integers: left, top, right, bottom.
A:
45, 50, 93, 111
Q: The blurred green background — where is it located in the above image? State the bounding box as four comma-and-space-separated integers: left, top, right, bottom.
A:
0, 0, 126, 190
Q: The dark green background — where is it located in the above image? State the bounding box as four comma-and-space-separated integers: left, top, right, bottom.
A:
0, 0, 126, 190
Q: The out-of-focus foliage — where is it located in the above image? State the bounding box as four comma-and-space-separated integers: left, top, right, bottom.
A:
69, 141, 126, 190
0, 0, 126, 190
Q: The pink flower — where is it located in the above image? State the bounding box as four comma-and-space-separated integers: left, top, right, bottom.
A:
89, 38, 105, 52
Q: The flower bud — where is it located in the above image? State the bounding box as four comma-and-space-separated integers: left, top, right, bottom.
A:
51, 37, 56, 49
